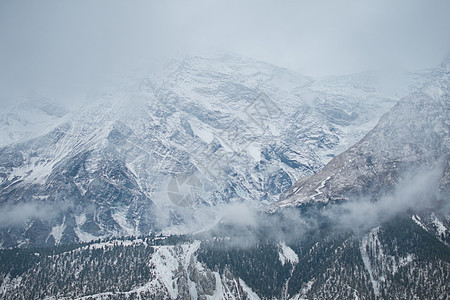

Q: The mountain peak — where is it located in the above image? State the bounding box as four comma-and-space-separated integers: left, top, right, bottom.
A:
0, 53, 442, 248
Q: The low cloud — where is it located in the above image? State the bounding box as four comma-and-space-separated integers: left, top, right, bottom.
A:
0, 162, 444, 246
190, 162, 447, 246
327, 163, 445, 233
220, 202, 258, 228
0, 201, 73, 227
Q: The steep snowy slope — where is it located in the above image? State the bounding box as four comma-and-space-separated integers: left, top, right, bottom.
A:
0, 53, 431, 248
0, 96, 71, 147
277, 63, 449, 209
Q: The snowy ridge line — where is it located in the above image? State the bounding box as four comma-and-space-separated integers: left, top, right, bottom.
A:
0, 53, 439, 248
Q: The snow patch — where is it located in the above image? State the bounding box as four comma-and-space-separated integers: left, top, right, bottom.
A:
119, 241, 201, 299
246, 143, 261, 161
310, 176, 331, 200
148, 246, 179, 299
412, 215, 427, 231
211, 271, 224, 300
360, 227, 380, 296
239, 278, 261, 300
112, 207, 138, 236
431, 213, 447, 238
278, 241, 299, 266
398, 254, 415, 268
180, 240, 201, 269
190, 118, 214, 144
75, 213, 86, 227
50, 223, 66, 245
292, 279, 316, 300
74, 228, 98, 243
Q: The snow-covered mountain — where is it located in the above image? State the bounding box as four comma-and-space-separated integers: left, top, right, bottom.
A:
0, 53, 433, 248
0, 96, 70, 148
0, 53, 449, 299
276, 63, 449, 208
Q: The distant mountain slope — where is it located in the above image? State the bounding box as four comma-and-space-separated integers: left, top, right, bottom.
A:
0, 96, 70, 148
0, 53, 432, 248
277, 73, 449, 208
0, 53, 449, 299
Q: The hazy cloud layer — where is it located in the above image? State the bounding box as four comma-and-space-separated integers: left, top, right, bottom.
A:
191, 162, 447, 245
0, 201, 73, 227
0, 163, 444, 244
1, 0, 449, 106
327, 163, 446, 233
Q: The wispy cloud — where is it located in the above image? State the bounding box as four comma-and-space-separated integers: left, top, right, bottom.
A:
326, 163, 446, 233
190, 162, 446, 246
0, 201, 73, 227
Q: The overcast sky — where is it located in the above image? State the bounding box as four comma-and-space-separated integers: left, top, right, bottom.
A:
0, 0, 449, 103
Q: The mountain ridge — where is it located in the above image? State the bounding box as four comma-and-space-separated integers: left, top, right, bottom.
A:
0, 53, 439, 248
276, 77, 449, 209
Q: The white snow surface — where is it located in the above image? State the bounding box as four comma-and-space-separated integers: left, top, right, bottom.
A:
239, 278, 261, 300
360, 227, 381, 296
412, 215, 428, 232
278, 241, 299, 266
431, 213, 447, 238
50, 223, 66, 245
0, 52, 439, 246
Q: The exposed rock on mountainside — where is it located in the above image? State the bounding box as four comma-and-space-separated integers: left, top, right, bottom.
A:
0, 53, 419, 248
278, 77, 449, 208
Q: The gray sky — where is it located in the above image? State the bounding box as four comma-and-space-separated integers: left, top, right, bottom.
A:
0, 0, 449, 103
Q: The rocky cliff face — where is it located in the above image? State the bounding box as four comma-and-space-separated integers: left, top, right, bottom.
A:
0, 54, 448, 299
0, 53, 421, 248
277, 73, 449, 208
